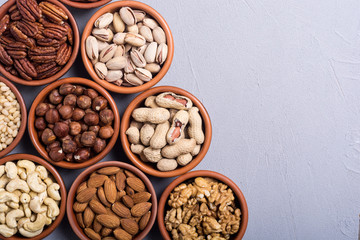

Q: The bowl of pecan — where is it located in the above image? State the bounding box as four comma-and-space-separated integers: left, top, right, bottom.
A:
28, 77, 120, 169
81, 1, 174, 94
0, 0, 79, 86
58, 0, 111, 10
158, 170, 248, 240
67, 161, 157, 240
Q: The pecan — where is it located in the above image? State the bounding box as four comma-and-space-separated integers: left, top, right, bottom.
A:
8, 5, 18, 13
37, 65, 60, 79
0, 36, 15, 46
64, 22, 73, 45
0, 45, 13, 65
35, 62, 56, 73
9, 23, 28, 42
37, 38, 60, 48
16, 0, 42, 22
7, 50, 27, 59
5, 41, 27, 59
39, 2, 68, 24
0, 15, 10, 36
24, 37, 36, 48
56, 43, 71, 65
10, 10, 22, 21
34, 33, 45, 40
14, 58, 37, 80
16, 20, 38, 37
28, 46, 57, 63
43, 28, 65, 40
4, 66, 18, 76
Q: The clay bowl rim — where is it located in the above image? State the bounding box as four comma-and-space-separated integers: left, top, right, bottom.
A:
158, 170, 249, 240
0, 0, 80, 86
0, 153, 67, 240
120, 86, 212, 178
28, 77, 120, 169
66, 160, 158, 240
58, 0, 111, 9
0, 76, 27, 158
81, 0, 174, 94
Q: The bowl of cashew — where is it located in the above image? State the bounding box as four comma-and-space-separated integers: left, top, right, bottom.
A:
0, 153, 66, 240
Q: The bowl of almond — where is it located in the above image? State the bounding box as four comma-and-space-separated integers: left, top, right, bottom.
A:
66, 161, 157, 240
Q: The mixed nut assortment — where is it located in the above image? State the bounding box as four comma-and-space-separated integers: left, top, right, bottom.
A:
0, 0, 73, 80
73, 166, 152, 240
34, 83, 115, 163
165, 177, 241, 240
0, 160, 61, 238
0, 82, 20, 152
86, 6, 168, 87
126, 92, 204, 171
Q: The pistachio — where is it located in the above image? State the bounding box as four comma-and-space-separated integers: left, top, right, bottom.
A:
97, 40, 109, 52
127, 24, 138, 34
125, 55, 136, 73
139, 26, 153, 42
85, 36, 99, 62
143, 18, 158, 29
124, 33, 146, 47
105, 70, 123, 82
133, 10, 146, 22
114, 45, 125, 57
94, 62, 107, 79
113, 32, 127, 45
124, 44, 132, 53
113, 12, 125, 33
130, 49, 146, 68
99, 44, 117, 63
119, 7, 136, 26
144, 42, 157, 63
92, 28, 113, 42
135, 68, 152, 82
153, 26, 166, 44
106, 56, 127, 70
94, 13, 114, 29
156, 43, 168, 65
124, 74, 143, 86
133, 44, 148, 55
145, 63, 161, 73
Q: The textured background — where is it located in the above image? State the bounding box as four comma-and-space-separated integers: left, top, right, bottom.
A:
1, 0, 360, 239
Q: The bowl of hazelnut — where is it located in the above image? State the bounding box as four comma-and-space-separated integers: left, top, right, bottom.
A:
28, 77, 120, 169
158, 170, 248, 240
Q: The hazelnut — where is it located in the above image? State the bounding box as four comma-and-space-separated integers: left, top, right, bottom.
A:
49, 89, 63, 105
59, 105, 73, 119
48, 124, 54, 129
69, 122, 81, 136
89, 125, 100, 135
74, 148, 91, 162
72, 108, 85, 121
93, 138, 106, 153
80, 121, 88, 132
56, 104, 63, 110
84, 112, 99, 126
49, 147, 65, 162
63, 94, 77, 106
84, 89, 98, 99
62, 139, 77, 153
48, 104, 55, 109
65, 153, 73, 162
99, 126, 114, 139
81, 131, 96, 147
60, 134, 72, 143
85, 109, 95, 114
35, 103, 49, 116
74, 134, 82, 147
77, 95, 92, 109
41, 128, 56, 145
59, 83, 75, 95
73, 85, 85, 96
53, 122, 69, 138
35, 117, 46, 130
45, 109, 60, 124
92, 96, 108, 111
46, 141, 60, 152
99, 109, 114, 125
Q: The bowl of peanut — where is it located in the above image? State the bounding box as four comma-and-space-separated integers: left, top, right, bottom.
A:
158, 170, 248, 240
0, 76, 26, 158
120, 86, 212, 178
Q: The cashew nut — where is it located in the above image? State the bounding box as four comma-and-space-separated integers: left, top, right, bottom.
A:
6, 178, 30, 193
44, 197, 60, 218
17, 160, 36, 175
0, 191, 19, 203
23, 213, 46, 232
0, 203, 8, 213
19, 227, 43, 237
0, 213, 5, 224
6, 209, 24, 228
20, 193, 30, 204
35, 166, 48, 180
6, 201, 19, 209
17, 217, 30, 228
29, 196, 47, 213
0, 165, 4, 177
47, 183, 61, 201
27, 172, 46, 193
44, 177, 53, 186
17, 167, 27, 180
38, 191, 47, 203
0, 224, 17, 237
5, 162, 17, 179
45, 216, 52, 225
0, 175, 9, 189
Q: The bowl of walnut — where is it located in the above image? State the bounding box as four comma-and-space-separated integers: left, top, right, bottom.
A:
158, 170, 248, 240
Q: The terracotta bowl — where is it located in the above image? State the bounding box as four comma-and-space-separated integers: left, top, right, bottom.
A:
28, 77, 120, 169
81, 1, 174, 94
58, 0, 111, 9
0, 76, 27, 158
0, 153, 67, 240
67, 161, 157, 240
120, 86, 212, 178
0, 0, 80, 86
158, 170, 249, 240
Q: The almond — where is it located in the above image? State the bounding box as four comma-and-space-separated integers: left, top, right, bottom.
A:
112, 202, 131, 218
103, 237, 117, 240
89, 199, 107, 214
131, 202, 152, 217
97, 166, 121, 175
77, 181, 88, 194
96, 214, 120, 228
73, 201, 88, 212
84, 228, 101, 240
126, 177, 145, 192
115, 171, 126, 191
93, 219, 102, 233
124, 170, 136, 178
114, 228, 132, 240
139, 211, 151, 230
77, 187, 97, 203
132, 192, 151, 204
116, 190, 126, 202
97, 187, 111, 207
122, 195, 134, 208
120, 218, 139, 235
104, 178, 117, 203
88, 174, 108, 188
101, 227, 112, 237
83, 207, 95, 228
76, 212, 85, 228
125, 186, 135, 197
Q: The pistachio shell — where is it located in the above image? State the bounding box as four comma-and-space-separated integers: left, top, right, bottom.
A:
114, 45, 125, 57
133, 10, 146, 22
145, 63, 161, 73
106, 56, 127, 70
130, 50, 146, 68
105, 70, 123, 82
124, 74, 143, 86
97, 40, 109, 52
153, 26, 166, 44
143, 18, 158, 29
139, 26, 153, 42
94, 62, 107, 79
113, 12, 125, 33
144, 42, 157, 63
125, 55, 136, 73
156, 43, 168, 65
124, 33, 146, 47
119, 7, 136, 26
99, 44, 117, 63
92, 28, 112, 42
85, 36, 98, 61
94, 13, 113, 29
113, 32, 127, 45
135, 68, 152, 82
127, 24, 138, 34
